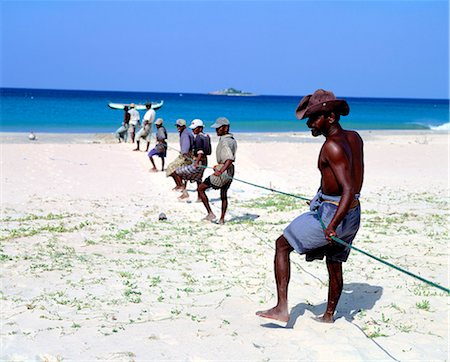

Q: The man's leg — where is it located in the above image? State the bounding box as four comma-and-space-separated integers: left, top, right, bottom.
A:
133, 140, 140, 151
129, 127, 135, 143
218, 184, 230, 224
171, 174, 184, 190
146, 132, 152, 151
198, 182, 215, 221
318, 260, 343, 323
196, 181, 202, 202
149, 156, 157, 172
256, 235, 294, 322
178, 178, 189, 200
161, 157, 165, 171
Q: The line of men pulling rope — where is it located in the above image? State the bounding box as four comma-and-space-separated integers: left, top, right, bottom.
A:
144, 89, 449, 327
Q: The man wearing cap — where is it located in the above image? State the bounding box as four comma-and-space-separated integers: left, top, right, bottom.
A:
175, 119, 211, 200
256, 89, 364, 324
134, 103, 155, 152
197, 117, 237, 224
128, 103, 141, 143
166, 119, 194, 190
148, 118, 167, 172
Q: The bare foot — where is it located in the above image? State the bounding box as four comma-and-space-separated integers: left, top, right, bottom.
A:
218, 218, 225, 225
172, 186, 184, 191
256, 306, 289, 323
312, 313, 334, 324
195, 198, 202, 203
149, 168, 158, 173
178, 191, 189, 200
133, 148, 139, 151
203, 213, 216, 222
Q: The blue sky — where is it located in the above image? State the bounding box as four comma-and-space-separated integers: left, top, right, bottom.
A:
1, 0, 448, 98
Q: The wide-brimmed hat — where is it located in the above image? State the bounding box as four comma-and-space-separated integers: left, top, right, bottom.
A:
189, 119, 204, 129
129, 103, 136, 108
211, 117, 230, 128
155, 118, 163, 126
295, 89, 349, 120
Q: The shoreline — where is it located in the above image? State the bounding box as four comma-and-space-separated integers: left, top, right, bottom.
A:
1, 129, 448, 144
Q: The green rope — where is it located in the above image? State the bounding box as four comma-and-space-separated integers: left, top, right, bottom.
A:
167, 145, 450, 294
315, 213, 450, 294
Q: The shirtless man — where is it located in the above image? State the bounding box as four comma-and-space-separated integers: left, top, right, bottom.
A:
256, 89, 364, 324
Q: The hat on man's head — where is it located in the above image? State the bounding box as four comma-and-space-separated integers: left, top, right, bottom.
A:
295, 89, 349, 120
155, 118, 163, 125
189, 119, 204, 129
175, 119, 186, 127
129, 103, 136, 108
211, 117, 230, 128
145, 102, 152, 108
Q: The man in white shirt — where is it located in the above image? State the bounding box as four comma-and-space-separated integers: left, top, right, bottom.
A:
134, 103, 156, 152
128, 103, 141, 143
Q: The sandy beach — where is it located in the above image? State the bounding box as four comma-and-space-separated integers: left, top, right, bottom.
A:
1, 130, 448, 361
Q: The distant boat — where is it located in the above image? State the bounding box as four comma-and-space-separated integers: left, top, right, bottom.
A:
108, 100, 164, 111
208, 87, 256, 96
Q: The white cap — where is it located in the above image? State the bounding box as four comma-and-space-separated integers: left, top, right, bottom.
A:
155, 118, 163, 126
175, 119, 186, 127
189, 119, 204, 129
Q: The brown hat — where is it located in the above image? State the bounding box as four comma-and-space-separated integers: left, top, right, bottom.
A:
295, 89, 349, 120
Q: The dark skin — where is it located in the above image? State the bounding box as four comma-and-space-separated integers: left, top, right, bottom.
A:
256, 112, 364, 323
149, 124, 165, 172
118, 107, 130, 143
178, 126, 206, 200
171, 125, 189, 190
197, 125, 233, 224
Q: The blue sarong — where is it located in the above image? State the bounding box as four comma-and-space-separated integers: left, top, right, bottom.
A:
283, 190, 361, 262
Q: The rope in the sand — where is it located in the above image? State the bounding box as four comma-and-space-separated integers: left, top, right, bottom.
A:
165, 145, 450, 294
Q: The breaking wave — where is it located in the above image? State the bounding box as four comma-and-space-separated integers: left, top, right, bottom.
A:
429, 122, 450, 131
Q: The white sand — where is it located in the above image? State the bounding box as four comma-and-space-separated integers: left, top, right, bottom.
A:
1, 131, 448, 361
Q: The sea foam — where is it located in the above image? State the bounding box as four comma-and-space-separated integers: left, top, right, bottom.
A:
430, 122, 450, 131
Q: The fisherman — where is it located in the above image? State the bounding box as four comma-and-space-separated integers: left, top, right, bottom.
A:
197, 117, 237, 224
134, 102, 156, 152
148, 118, 167, 172
115, 106, 130, 142
165, 119, 194, 190
175, 119, 211, 200
128, 103, 140, 144
256, 89, 364, 324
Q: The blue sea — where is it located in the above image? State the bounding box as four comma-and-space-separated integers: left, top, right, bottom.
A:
0, 88, 448, 133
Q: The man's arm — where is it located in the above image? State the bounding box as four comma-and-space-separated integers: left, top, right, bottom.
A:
323, 141, 355, 241
180, 131, 191, 157
193, 137, 205, 168
213, 159, 233, 176
214, 139, 235, 175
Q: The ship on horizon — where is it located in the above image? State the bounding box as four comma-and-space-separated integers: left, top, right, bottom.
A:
208, 87, 256, 96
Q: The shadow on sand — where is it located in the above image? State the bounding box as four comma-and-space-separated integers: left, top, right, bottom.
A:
260, 282, 383, 329
228, 213, 260, 223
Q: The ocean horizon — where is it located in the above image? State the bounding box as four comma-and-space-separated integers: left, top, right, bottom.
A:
1, 87, 449, 133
